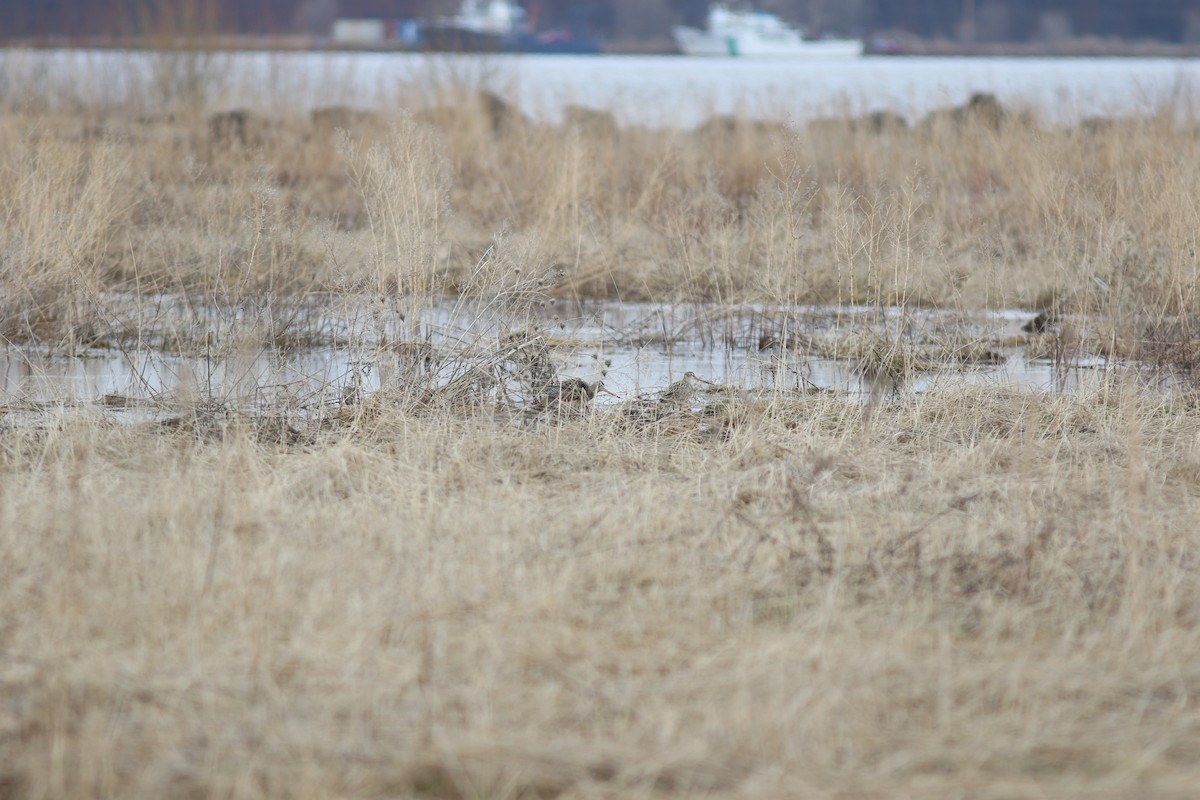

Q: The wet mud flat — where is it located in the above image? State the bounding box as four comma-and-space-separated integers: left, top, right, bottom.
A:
1, 296, 1181, 439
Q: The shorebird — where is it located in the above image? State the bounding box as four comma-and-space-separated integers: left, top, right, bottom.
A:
554, 377, 621, 405
660, 371, 715, 404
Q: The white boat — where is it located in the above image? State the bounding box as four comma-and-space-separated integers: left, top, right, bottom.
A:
673, 6, 863, 58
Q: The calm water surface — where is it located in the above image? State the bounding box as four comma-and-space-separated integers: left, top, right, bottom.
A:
0, 301, 1124, 418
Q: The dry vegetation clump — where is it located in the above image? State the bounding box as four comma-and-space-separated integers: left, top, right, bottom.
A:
0, 125, 134, 344
3, 388, 1200, 798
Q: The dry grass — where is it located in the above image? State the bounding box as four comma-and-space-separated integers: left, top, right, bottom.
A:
4, 389, 1200, 798
3, 57, 1200, 798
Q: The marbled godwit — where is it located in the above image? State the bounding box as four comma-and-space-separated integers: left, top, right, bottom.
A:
1022, 311, 1056, 334
555, 377, 621, 404
660, 371, 714, 404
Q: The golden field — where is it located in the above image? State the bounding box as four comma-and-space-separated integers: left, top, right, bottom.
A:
2, 55, 1200, 799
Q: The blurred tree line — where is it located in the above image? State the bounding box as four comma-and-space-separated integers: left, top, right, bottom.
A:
3, 0, 1196, 43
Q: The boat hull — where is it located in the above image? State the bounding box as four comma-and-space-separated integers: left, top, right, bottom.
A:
419, 24, 508, 53
674, 25, 862, 57
418, 24, 601, 54
674, 26, 737, 56
509, 31, 601, 55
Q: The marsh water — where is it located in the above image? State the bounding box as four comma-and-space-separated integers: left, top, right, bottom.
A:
0, 299, 1132, 423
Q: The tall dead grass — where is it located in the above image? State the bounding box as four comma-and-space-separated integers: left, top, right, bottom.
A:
1, 68, 1199, 326
0, 123, 132, 344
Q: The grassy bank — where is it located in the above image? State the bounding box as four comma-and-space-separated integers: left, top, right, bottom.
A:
3, 58, 1200, 799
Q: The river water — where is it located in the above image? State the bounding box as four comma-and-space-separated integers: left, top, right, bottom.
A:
3, 48, 1200, 126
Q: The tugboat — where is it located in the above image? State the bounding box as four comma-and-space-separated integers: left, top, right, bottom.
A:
419, 0, 601, 54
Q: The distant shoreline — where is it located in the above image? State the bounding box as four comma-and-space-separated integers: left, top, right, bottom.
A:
867, 37, 1200, 58
3, 34, 1200, 58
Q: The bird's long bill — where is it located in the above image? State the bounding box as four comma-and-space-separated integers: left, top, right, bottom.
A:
598, 386, 622, 399
691, 374, 716, 386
